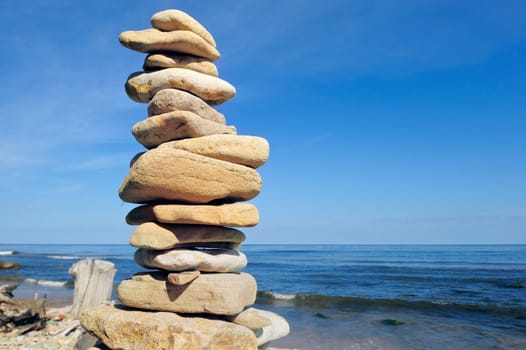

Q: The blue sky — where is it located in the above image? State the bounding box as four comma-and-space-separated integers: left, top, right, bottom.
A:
1, 0, 525, 244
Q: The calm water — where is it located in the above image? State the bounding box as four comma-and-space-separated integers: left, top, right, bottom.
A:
1, 244, 525, 349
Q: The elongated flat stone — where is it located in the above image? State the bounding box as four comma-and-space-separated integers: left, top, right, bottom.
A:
80, 304, 257, 350
132, 110, 235, 148
126, 68, 235, 104
119, 29, 219, 61
134, 248, 247, 272
253, 309, 290, 347
129, 222, 245, 250
117, 271, 257, 316
227, 308, 272, 330
119, 148, 261, 203
144, 53, 218, 76
126, 203, 259, 227
148, 89, 225, 124
151, 9, 216, 47
160, 134, 269, 168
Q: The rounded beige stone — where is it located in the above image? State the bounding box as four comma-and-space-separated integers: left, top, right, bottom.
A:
119, 28, 219, 61
160, 134, 270, 168
129, 222, 246, 250
118, 148, 261, 204
134, 248, 247, 272
117, 271, 257, 316
126, 203, 259, 227
151, 9, 216, 47
80, 304, 257, 349
132, 110, 235, 149
144, 53, 218, 76
125, 68, 235, 104
148, 89, 225, 124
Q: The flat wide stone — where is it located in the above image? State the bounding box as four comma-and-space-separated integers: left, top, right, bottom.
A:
134, 248, 248, 272
119, 148, 261, 204
118, 271, 257, 316
126, 68, 235, 104
148, 89, 225, 124
151, 9, 216, 47
144, 53, 218, 76
132, 110, 235, 148
129, 222, 246, 250
126, 203, 259, 227
160, 134, 269, 168
80, 304, 257, 350
119, 29, 219, 61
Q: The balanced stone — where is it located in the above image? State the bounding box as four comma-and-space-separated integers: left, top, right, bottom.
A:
167, 270, 200, 285
119, 29, 219, 61
126, 203, 259, 227
151, 9, 216, 47
160, 134, 269, 168
129, 222, 246, 250
80, 304, 257, 350
252, 309, 291, 347
134, 248, 247, 272
132, 110, 236, 149
126, 68, 235, 104
118, 271, 257, 315
119, 148, 261, 203
148, 89, 225, 124
227, 308, 272, 330
144, 53, 218, 76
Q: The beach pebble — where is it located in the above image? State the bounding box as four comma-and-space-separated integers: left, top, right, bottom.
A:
118, 271, 257, 316
148, 88, 225, 124
126, 203, 259, 227
129, 222, 245, 250
160, 134, 270, 168
252, 309, 290, 347
227, 307, 272, 330
134, 248, 248, 272
151, 9, 216, 47
144, 53, 218, 76
119, 29, 219, 61
125, 68, 236, 104
119, 148, 261, 204
80, 304, 257, 349
132, 110, 236, 149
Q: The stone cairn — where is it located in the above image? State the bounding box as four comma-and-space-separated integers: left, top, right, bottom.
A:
80, 8, 289, 350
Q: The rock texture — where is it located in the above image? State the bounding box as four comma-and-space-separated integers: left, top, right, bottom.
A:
160, 134, 270, 168
119, 147, 262, 203
147, 88, 225, 124
125, 68, 235, 104
132, 110, 235, 148
80, 304, 257, 350
134, 248, 248, 272
144, 53, 219, 76
129, 222, 246, 250
118, 272, 257, 315
126, 203, 259, 227
119, 29, 219, 60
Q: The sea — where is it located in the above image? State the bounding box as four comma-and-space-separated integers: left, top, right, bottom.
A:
0, 244, 525, 350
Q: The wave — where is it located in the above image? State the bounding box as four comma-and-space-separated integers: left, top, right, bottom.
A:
47, 255, 81, 260
256, 291, 526, 317
24, 278, 73, 288
0, 250, 16, 256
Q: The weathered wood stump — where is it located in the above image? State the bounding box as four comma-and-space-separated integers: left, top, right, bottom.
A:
68, 258, 116, 319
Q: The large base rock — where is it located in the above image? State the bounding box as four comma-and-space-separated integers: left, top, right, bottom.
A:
80, 304, 257, 350
118, 271, 257, 316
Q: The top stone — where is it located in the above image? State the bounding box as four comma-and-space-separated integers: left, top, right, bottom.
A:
151, 9, 216, 47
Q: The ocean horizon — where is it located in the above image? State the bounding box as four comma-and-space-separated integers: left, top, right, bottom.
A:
1, 244, 525, 349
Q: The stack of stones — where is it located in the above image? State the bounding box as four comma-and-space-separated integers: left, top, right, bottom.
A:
80, 8, 289, 350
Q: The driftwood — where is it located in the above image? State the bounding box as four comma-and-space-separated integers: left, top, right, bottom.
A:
0, 284, 45, 334
68, 258, 116, 319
